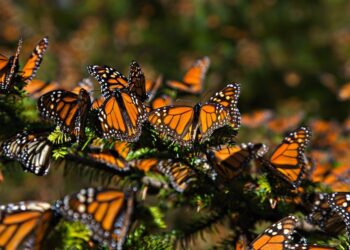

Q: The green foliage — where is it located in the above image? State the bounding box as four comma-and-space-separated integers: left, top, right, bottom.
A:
48, 127, 71, 144
148, 206, 167, 229
255, 174, 272, 203
52, 147, 69, 160
57, 221, 92, 250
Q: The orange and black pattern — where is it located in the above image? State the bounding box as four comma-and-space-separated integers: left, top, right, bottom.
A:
87, 65, 129, 98
148, 84, 236, 146
38, 88, 91, 142
157, 160, 197, 192
128, 60, 147, 102
55, 187, 134, 250
88, 141, 131, 172
207, 143, 267, 180
23, 79, 59, 99
167, 56, 210, 94
97, 89, 147, 141
262, 126, 312, 188
20, 37, 49, 83
145, 75, 162, 101
0, 39, 21, 93
0, 201, 55, 250
249, 215, 297, 250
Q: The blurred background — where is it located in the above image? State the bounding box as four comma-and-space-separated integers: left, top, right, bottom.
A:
1, 0, 350, 201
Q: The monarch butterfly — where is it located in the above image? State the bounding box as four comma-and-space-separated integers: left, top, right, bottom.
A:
150, 94, 173, 110
241, 110, 273, 128
310, 120, 340, 148
129, 158, 159, 172
327, 192, 350, 237
87, 65, 147, 141
23, 79, 59, 99
145, 75, 162, 101
38, 88, 91, 143
306, 193, 344, 235
92, 97, 104, 110
128, 60, 147, 102
87, 65, 129, 99
55, 187, 134, 250
148, 84, 237, 146
87, 141, 131, 172
0, 201, 56, 250
157, 160, 197, 192
260, 126, 312, 188
2, 131, 53, 175
249, 215, 298, 249
0, 39, 21, 93
20, 37, 49, 83
207, 143, 267, 180
167, 57, 210, 94
267, 112, 304, 134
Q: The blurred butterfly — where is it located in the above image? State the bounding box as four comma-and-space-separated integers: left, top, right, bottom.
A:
150, 94, 173, 110
0, 201, 57, 250
241, 110, 273, 128
23, 79, 59, 99
322, 165, 350, 192
207, 143, 267, 180
129, 158, 159, 172
145, 75, 162, 101
38, 88, 91, 143
87, 65, 147, 141
55, 187, 134, 250
338, 82, 350, 101
128, 60, 147, 102
71, 78, 95, 95
310, 120, 340, 148
0, 38, 21, 93
19, 37, 49, 83
148, 84, 238, 146
328, 192, 350, 237
87, 141, 131, 172
167, 57, 210, 94
249, 215, 298, 249
2, 131, 53, 175
157, 160, 197, 192
267, 112, 304, 134
259, 126, 312, 188
307, 193, 344, 235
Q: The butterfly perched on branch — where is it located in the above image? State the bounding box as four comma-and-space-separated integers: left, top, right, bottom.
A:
87, 63, 147, 141
167, 57, 210, 94
258, 126, 312, 188
55, 187, 134, 250
38, 87, 91, 143
148, 83, 240, 146
2, 131, 53, 175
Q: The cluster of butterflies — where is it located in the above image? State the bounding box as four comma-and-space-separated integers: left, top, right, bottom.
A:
0, 187, 134, 250
0, 37, 350, 249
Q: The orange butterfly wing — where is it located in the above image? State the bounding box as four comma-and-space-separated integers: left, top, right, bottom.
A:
0, 201, 55, 250
130, 158, 159, 172
56, 188, 134, 249
0, 39, 21, 92
23, 79, 58, 99
145, 75, 162, 101
21, 37, 49, 83
98, 90, 147, 141
267, 126, 311, 188
167, 57, 210, 94
249, 215, 297, 250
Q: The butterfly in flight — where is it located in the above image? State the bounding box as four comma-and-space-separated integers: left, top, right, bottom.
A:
87, 141, 131, 172
207, 143, 267, 180
55, 187, 134, 250
87, 64, 147, 141
167, 57, 210, 94
19, 36, 49, 84
2, 131, 53, 175
157, 160, 197, 192
38, 87, 91, 143
0, 39, 21, 93
148, 83, 239, 146
259, 126, 312, 188
0, 201, 57, 250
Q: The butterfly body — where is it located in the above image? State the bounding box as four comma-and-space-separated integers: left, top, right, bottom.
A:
98, 89, 147, 141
